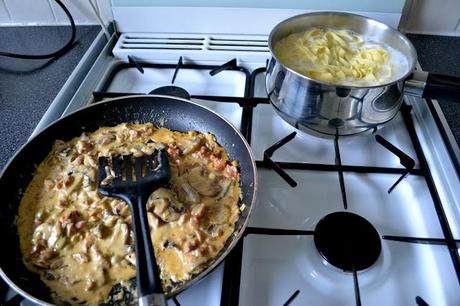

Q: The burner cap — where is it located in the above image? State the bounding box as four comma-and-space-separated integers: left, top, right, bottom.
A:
149, 86, 191, 100
314, 212, 381, 271
328, 118, 344, 128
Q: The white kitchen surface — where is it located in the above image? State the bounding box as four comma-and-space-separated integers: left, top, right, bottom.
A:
239, 235, 459, 306
251, 103, 419, 168
107, 67, 247, 97
251, 71, 420, 169
167, 265, 224, 306
250, 169, 443, 237
101, 63, 248, 306
106, 66, 245, 130
3, 0, 460, 304
97, 60, 459, 306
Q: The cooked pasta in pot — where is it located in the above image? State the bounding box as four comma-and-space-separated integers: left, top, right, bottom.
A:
274, 28, 395, 86
17, 123, 241, 305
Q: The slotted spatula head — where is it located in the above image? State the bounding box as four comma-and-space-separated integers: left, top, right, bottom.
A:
97, 149, 171, 201
96, 149, 170, 306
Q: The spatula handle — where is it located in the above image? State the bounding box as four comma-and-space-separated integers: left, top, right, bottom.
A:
128, 194, 165, 305
139, 294, 167, 306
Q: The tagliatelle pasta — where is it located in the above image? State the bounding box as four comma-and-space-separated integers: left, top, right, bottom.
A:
274, 28, 394, 86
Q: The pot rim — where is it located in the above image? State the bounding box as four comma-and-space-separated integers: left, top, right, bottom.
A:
267, 11, 418, 89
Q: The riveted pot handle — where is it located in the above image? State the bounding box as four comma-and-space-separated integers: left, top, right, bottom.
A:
423, 73, 460, 102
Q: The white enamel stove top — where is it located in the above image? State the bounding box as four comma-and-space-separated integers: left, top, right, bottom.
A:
99, 61, 247, 306
239, 71, 460, 306
93, 59, 460, 306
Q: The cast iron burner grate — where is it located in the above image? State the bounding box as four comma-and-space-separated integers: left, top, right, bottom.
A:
88, 60, 456, 306
314, 212, 381, 271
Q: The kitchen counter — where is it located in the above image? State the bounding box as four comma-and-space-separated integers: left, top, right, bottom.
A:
0, 28, 459, 171
0, 25, 101, 170
407, 34, 460, 148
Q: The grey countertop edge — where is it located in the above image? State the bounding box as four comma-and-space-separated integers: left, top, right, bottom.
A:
0, 25, 102, 171
407, 34, 460, 149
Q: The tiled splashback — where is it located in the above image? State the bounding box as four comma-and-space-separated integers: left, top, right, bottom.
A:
399, 0, 460, 36
0, 0, 113, 25
0, 0, 459, 36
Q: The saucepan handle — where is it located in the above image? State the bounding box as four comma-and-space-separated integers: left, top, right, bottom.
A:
423, 73, 460, 101
405, 71, 460, 102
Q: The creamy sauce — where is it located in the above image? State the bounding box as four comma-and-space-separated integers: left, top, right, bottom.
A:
17, 123, 241, 305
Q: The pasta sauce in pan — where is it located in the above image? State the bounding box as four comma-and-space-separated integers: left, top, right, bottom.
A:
17, 123, 241, 305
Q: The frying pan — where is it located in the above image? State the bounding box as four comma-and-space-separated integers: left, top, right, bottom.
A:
0, 95, 257, 305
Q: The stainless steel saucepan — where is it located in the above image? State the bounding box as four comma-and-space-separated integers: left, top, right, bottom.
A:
266, 12, 460, 136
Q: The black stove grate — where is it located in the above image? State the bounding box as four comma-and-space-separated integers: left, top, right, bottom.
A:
220, 67, 459, 306
282, 289, 300, 306
334, 131, 348, 209
88, 61, 456, 305
8, 59, 453, 306
73, 60, 458, 306
91, 57, 253, 138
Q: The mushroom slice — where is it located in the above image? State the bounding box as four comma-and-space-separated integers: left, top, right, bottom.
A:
207, 223, 231, 238
148, 188, 185, 222
187, 166, 222, 197
179, 134, 203, 155
208, 205, 230, 224
177, 182, 201, 204
214, 178, 233, 200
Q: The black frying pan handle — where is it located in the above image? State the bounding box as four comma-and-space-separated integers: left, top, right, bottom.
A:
423, 73, 460, 102
128, 194, 165, 305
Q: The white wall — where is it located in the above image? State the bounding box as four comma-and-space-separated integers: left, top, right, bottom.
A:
0, 0, 113, 26
399, 0, 460, 36
0, 0, 459, 37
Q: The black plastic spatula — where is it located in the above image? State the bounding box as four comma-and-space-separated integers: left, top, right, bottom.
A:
97, 150, 170, 306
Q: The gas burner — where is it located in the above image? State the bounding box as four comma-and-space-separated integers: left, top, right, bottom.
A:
149, 86, 191, 100
314, 211, 381, 272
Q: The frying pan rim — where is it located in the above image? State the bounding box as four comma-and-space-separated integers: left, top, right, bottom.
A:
267, 11, 418, 89
0, 94, 258, 305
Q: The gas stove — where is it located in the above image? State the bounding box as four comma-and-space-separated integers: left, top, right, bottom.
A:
4, 5, 460, 306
